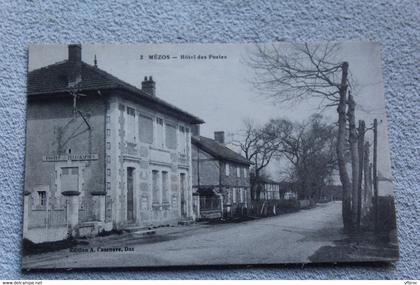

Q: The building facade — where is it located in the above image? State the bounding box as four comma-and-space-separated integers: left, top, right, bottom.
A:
24, 45, 204, 243
191, 132, 250, 219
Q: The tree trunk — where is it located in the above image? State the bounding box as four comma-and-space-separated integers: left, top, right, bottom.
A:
357, 120, 365, 227
336, 62, 352, 231
368, 162, 373, 211
363, 141, 371, 223
348, 94, 359, 228
255, 169, 261, 201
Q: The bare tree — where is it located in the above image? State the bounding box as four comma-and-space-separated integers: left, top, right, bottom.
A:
247, 42, 354, 230
280, 114, 337, 201
235, 118, 292, 200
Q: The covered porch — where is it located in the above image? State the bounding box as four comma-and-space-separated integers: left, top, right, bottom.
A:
197, 187, 223, 220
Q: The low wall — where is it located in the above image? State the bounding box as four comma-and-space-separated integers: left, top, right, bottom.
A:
249, 199, 299, 217
25, 226, 68, 243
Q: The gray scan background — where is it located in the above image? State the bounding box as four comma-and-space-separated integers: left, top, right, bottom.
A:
0, 0, 418, 279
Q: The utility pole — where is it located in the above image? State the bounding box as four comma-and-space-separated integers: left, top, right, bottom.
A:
373, 119, 379, 231
363, 141, 371, 223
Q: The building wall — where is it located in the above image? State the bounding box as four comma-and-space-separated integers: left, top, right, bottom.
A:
107, 93, 195, 229
24, 94, 106, 241
259, 183, 280, 200
191, 144, 220, 187
191, 143, 251, 217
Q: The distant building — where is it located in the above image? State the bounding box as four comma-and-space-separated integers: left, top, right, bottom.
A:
255, 177, 281, 200
321, 185, 343, 201
250, 177, 300, 201
24, 44, 204, 243
191, 131, 251, 219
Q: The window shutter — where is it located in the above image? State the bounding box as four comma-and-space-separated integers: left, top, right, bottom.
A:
139, 115, 153, 144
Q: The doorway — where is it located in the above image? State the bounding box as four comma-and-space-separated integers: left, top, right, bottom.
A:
180, 173, 187, 218
127, 167, 135, 222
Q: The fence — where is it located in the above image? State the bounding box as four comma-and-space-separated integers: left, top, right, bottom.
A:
200, 197, 221, 211
29, 209, 67, 228
249, 199, 300, 217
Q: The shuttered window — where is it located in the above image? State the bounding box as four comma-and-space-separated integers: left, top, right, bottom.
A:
126, 107, 136, 143
152, 170, 159, 203
155, 117, 164, 148
165, 124, 177, 150
139, 115, 153, 144
178, 126, 187, 154
162, 171, 169, 203
225, 163, 230, 176
61, 167, 79, 192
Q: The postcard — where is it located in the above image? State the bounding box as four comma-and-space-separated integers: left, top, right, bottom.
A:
22, 42, 398, 269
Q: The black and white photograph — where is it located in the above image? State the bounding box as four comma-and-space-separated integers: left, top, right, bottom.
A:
22, 42, 399, 269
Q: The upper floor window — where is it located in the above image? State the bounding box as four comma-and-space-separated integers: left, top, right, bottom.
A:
127, 106, 135, 116
155, 117, 164, 148
236, 166, 240, 177
243, 167, 247, 178
139, 115, 153, 144
126, 106, 136, 143
61, 167, 79, 192
225, 163, 230, 176
166, 124, 177, 150
178, 126, 187, 154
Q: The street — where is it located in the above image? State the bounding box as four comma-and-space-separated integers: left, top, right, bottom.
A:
23, 201, 345, 269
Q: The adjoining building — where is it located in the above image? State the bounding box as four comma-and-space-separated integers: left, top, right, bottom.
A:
23, 44, 204, 243
191, 132, 251, 219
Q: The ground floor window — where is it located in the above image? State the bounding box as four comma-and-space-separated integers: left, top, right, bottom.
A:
37, 191, 46, 207
232, 188, 237, 203
239, 188, 244, 203
152, 170, 160, 203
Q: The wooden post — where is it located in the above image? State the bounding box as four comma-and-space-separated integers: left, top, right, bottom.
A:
357, 120, 365, 227
373, 119, 379, 230
197, 147, 200, 189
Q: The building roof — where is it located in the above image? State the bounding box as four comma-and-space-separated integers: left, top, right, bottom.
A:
27, 60, 204, 124
253, 176, 282, 185
192, 135, 250, 166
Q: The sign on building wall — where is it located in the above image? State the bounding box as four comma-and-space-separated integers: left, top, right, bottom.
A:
42, 154, 98, 162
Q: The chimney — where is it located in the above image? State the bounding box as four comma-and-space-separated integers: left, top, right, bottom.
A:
214, 131, 225, 144
141, 76, 156, 96
68, 44, 82, 87
191, 125, 200, 136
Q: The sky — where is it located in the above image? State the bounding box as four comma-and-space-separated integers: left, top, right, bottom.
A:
28, 42, 394, 195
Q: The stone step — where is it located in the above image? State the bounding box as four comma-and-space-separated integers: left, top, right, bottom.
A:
132, 229, 156, 236
178, 219, 194, 226
124, 226, 155, 235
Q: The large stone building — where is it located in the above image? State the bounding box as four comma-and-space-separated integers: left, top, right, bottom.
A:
23, 44, 204, 243
191, 131, 250, 219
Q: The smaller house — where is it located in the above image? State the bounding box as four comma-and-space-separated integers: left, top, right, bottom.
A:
278, 181, 298, 200
191, 131, 251, 219
251, 176, 281, 201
